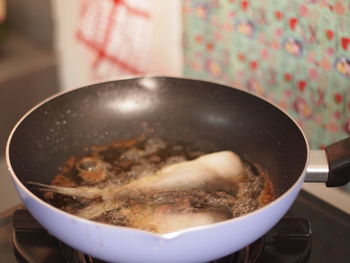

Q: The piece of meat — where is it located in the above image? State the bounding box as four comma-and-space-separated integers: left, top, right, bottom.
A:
120, 151, 245, 195
131, 208, 232, 234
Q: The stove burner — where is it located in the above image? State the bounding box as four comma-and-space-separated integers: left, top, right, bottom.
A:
12, 210, 311, 263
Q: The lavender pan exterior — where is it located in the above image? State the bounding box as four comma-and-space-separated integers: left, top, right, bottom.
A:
7, 76, 309, 262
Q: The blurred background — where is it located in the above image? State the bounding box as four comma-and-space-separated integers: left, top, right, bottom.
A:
0, 0, 349, 213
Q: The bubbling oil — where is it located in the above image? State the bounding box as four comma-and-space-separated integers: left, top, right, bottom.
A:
44, 137, 275, 233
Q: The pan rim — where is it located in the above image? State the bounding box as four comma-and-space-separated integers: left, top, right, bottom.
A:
5, 75, 310, 239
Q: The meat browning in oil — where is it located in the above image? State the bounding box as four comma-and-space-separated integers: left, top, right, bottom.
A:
30, 138, 274, 234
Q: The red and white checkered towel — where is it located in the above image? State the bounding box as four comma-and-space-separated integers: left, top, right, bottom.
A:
76, 0, 153, 80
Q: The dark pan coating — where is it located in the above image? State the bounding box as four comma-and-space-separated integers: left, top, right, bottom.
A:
8, 77, 308, 199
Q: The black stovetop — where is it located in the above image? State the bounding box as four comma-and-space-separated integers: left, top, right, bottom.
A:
1, 190, 350, 263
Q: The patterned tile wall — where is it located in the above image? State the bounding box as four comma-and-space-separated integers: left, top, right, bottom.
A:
183, 0, 350, 150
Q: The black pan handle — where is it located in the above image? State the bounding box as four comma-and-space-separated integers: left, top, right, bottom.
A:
325, 137, 350, 187
305, 137, 350, 187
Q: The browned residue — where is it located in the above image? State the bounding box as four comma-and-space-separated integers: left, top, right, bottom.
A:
52, 174, 76, 187
111, 138, 139, 148
259, 170, 275, 206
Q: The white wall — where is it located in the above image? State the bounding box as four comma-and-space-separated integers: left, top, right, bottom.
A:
51, 0, 90, 90
52, 0, 183, 90
149, 0, 183, 76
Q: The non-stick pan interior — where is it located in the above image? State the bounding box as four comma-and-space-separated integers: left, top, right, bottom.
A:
8, 76, 308, 197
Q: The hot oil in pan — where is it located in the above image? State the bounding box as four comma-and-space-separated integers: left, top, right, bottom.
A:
39, 137, 275, 233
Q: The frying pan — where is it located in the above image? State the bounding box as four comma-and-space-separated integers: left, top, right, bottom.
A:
6, 76, 350, 262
